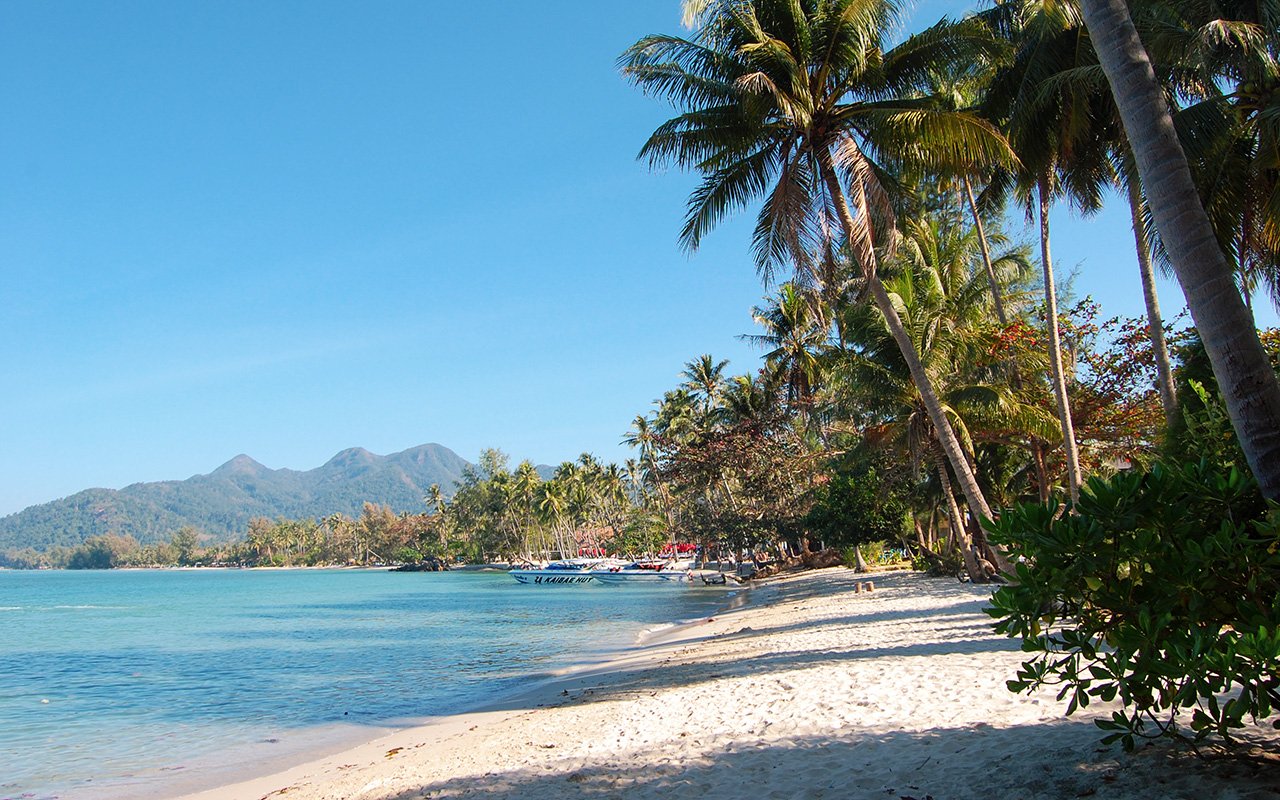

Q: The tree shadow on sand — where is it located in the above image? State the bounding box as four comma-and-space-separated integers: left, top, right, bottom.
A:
369, 718, 1280, 800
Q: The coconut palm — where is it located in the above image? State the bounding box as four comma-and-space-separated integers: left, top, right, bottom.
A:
652, 387, 705, 443
980, 0, 1121, 504
622, 0, 1013, 521
1080, 0, 1280, 500
1115, 152, 1179, 427
1139, 0, 1280, 310
834, 213, 1054, 577
681, 354, 730, 416
743, 283, 829, 435
425, 483, 446, 515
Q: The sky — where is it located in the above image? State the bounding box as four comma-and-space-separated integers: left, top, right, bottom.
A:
1, 1, 1276, 518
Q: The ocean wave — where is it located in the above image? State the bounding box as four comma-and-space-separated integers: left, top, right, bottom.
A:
49, 605, 131, 610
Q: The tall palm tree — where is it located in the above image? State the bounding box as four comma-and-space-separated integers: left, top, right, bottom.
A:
1116, 153, 1179, 427
425, 483, 445, 515
981, 0, 1119, 504
1080, 0, 1280, 500
836, 213, 1054, 576
902, 46, 1069, 500
622, 0, 1013, 521
1148, 0, 1280, 311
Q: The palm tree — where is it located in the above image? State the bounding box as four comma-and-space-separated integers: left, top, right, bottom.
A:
536, 479, 571, 559
681, 354, 730, 415
743, 282, 829, 430
903, 48, 1068, 500
1147, 0, 1280, 311
622, 0, 1013, 522
835, 213, 1054, 577
981, 0, 1120, 504
1116, 153, 1179, 427
652, 387, 704, 442
1080, 0, 1280, 501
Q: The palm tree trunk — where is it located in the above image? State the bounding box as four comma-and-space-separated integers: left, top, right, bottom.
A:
935, 453, 987, 583
1038, 172, 1084, 504
852, 543, 870, 572
821, 163, 993, 521
964, 174, 1051, 499
1081, 0, 1280, 501
1033, 445, 1051, 502
1124, 172, 1178, 428
963, 175, 1009, 325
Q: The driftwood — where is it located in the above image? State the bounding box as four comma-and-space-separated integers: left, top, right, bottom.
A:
802, 547, 844, 569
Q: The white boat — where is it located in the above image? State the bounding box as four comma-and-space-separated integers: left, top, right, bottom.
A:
508, 558, 626, 585
588, 559, 693, 584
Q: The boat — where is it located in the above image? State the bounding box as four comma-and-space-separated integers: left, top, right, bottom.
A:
588, 558, 694, 585
508, 557, 626, 585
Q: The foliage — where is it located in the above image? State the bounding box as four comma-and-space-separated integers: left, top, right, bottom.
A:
438, 450, 643, 563
631, 358, 818, 557
986, 460, 1280, 749
65, 534, 142, 570
805, 465, 908, 550
1059, 299, 1170, 469
1165, 328, 1280, 469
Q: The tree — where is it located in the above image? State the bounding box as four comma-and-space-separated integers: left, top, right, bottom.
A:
66, 534, 139, 569
1079, 0, 1280, 501
169, 526, 201, 566
1113, 153, 1179, 427
681, 354, 730, 416
622, 0, 1013, 523
833, 214, 1052, 577
1146, 0, 1280, 312
982, 0, 1119, 503
805, 462, 908, 568
744, 283, 830, 437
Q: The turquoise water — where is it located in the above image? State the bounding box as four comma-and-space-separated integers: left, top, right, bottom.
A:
0, 569, 734, 799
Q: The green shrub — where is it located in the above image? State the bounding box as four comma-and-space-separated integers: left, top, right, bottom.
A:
858, 540, 886, 564
842, 546, 860, 568
805, 465, 908, 549
985, 460, 1280, 750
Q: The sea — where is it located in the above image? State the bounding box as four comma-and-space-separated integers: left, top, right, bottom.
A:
0, 568, 738, 800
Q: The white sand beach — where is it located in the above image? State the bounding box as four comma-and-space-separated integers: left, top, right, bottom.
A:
176, 568, 1280, 800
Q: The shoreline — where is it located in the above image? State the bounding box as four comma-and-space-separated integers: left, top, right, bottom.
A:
166, 583, 757, 800
169, 568, 1280, 800
7, 569, 742, 800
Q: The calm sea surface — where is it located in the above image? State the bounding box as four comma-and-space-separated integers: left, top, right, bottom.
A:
0, 569, 736, 800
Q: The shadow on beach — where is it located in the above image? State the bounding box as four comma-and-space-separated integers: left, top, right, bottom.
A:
367, 718, 1280, 800
348, 571, 1279, 800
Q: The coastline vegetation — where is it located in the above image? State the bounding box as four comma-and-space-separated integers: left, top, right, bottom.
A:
617, 0, 1280, 747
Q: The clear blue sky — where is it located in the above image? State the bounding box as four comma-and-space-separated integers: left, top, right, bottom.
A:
1, 1, 1275, 517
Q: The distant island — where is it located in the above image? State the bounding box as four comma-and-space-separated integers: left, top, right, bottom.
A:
0, 444, 485, 557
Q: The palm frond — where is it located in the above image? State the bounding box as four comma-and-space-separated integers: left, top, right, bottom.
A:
680, 143, 783, 253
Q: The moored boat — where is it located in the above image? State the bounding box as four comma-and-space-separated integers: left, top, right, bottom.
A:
588, 559, 693, 584
508, 557, 626, 585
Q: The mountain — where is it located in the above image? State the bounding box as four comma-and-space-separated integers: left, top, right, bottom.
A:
0, 444, 473, 552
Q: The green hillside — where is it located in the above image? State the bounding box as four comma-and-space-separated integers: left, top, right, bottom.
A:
0, 444, 472, 551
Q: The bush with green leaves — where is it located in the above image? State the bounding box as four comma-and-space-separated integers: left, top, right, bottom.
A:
804, 464, 908, 550
985, 460, 1280, 750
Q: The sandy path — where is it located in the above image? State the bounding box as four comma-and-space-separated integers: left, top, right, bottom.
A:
178, 568, 1280, 800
